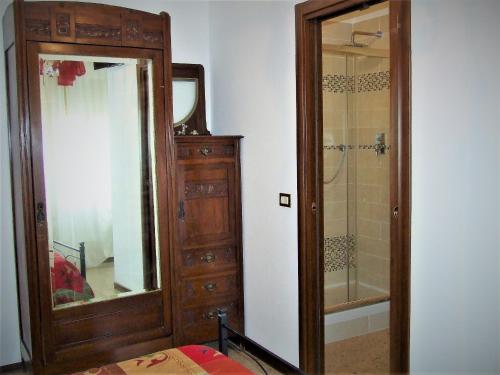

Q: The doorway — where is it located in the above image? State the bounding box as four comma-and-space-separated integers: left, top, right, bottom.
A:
296, 1, 411, 374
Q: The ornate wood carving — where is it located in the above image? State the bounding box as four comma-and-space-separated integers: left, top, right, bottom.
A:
143, 31, 163, 44
124, 19, 141, 41
55, 13, 71, 36
75, 24, 121, 40
26, 19, 50, 37
184, 181, 228, 199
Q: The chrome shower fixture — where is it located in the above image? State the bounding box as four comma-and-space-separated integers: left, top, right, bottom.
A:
350, 30, 383, 47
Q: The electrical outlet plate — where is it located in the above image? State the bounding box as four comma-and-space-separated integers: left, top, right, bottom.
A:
279, 193, 291, 208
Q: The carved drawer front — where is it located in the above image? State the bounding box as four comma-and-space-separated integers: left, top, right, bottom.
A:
181, 245, 237, 275
181, 273, 238, 307
180, 300, 240, 344
177, 144, 235, 160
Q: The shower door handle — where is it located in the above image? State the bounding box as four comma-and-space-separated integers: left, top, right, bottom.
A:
392, 206, 399, 220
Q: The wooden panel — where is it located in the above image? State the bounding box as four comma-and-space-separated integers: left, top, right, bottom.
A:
46, 335, 173, 375
181, 245, 237, 276
54, 298, 162, 347
179, 299, 240, 344
50, 4, 75, 43
177, 163, 235, 247
6, 43, 33, 358
180, 272, 239, 307
74, 3, 121, 46
141, 15, 163, 49
22, 2, 164, 49
24, 2, 51, 41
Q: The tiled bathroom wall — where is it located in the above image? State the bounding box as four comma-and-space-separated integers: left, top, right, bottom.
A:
322, 13, 390, 308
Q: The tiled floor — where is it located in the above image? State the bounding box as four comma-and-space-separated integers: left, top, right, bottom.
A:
85, 261, 118, 299
325, 329, 389, 374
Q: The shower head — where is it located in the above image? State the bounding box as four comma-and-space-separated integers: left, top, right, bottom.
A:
347, 30, 383, 47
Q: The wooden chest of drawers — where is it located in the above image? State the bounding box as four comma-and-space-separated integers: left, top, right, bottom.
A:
173, 136, 243, 345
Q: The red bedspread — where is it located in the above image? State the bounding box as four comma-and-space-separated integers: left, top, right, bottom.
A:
74, 345, 253, 374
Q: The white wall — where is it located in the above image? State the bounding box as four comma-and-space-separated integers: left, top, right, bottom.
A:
208, 1, 300, 364
0, 0, 21, 366
410, 0, 500, 373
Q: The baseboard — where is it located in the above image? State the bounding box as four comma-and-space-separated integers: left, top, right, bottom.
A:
114, 282, 131, 293
0, 362, 22, 373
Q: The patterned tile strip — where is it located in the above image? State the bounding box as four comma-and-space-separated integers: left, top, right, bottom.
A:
323, 71, 390, 93
324, 234, 356, 272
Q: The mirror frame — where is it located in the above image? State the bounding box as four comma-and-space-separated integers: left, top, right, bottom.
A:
26, 41, 173, 361
172, 63, 209, 136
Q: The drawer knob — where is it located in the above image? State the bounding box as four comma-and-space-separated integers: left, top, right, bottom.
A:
203, 282, 217, 292
201, 252, 216, 263
199, 147, 213, 156
204, 310, 216, 320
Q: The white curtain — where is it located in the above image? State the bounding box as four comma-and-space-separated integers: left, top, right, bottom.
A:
41, 62, 114, 267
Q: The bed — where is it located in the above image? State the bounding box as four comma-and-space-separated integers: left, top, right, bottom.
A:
73, 345, 254, 374
50, 241, 94, 306
73, 310, 305, 375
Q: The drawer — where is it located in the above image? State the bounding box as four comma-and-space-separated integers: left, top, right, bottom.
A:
181, 245, 237, 275
177, 144, 235, 160
180, 299, 241, 344
180, 272, 238, 306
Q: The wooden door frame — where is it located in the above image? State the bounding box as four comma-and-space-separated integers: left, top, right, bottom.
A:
295, 1, 411, 374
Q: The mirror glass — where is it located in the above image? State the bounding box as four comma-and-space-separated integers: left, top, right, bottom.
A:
39, 53, 161, 310
172, 78, 198, 126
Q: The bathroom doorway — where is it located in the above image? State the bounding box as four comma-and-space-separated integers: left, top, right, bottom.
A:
296, 1, 411, 374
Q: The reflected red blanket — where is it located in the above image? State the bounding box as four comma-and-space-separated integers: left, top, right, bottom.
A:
51, 252, 94, 306
73, 345, 253, 374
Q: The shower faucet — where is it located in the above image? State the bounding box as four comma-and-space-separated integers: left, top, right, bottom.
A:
374, 132, 387, 156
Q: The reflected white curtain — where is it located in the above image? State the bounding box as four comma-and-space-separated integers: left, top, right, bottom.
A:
41, 62, 114, 267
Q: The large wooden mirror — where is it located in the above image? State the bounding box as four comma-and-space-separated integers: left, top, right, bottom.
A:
37, 52, 160, 309
28, 43, 169, 313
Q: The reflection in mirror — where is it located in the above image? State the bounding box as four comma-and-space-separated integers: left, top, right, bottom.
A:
39, 54, 161, 309
173, 78, 198, 127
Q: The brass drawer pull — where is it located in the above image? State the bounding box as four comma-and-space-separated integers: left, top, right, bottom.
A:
203, 310, 216, 320
199, 147, 213, 156
203, 282, 217, 292
201, 252, 216, 263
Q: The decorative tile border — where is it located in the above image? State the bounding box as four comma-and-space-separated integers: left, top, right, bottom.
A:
323, 71, 390, 94
357, 71, 390, 92
322, 74, 354, 94
324, 234, 356, 272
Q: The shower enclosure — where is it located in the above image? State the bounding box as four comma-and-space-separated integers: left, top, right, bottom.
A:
322, 40, 390, 312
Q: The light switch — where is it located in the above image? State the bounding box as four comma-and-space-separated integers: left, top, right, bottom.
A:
279, 193, 291, 208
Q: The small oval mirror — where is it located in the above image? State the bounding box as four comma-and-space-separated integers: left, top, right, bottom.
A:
173, 78, 198, 126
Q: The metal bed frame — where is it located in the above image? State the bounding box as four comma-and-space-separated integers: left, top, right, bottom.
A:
53, 240, 87, 278
217, 310, 305, 374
